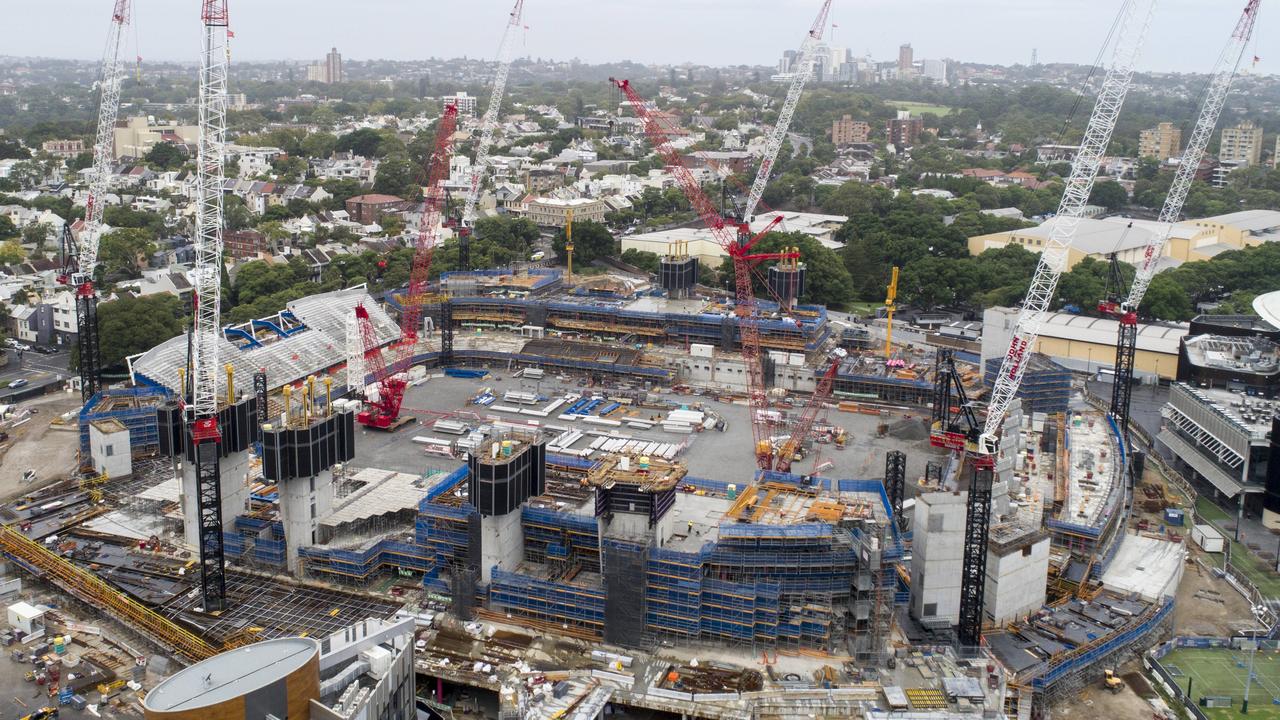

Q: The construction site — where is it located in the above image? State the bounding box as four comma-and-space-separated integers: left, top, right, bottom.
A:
0, 0, 1273, 719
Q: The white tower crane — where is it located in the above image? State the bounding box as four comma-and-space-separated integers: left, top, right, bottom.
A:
461, 0, 526, 227
957, 0, 1156, 650
743, 0, 832, 222
979, 0, 1155, 452
1105, 0, 1261, 441
189, 0, 231, 613
1126, 0, 1260, 310
61, 0, 131, 401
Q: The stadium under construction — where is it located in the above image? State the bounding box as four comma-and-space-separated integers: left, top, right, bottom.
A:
9, 269, 1181, 719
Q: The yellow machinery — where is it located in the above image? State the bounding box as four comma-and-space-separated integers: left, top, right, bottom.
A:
565, 208, 574, 283
1103, 668, 1123, 693
884, 266, 899, 358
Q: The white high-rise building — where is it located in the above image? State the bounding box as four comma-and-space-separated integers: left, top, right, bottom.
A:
921, 59, 948, 85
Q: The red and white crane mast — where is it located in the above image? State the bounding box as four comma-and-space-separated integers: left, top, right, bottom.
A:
189, 0, 231, 612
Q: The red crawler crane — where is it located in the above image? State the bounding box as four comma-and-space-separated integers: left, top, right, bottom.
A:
355, 104, 460, 430
610, 78, 799, 469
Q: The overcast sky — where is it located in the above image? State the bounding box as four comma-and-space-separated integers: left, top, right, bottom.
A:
6, 0, 1276, 75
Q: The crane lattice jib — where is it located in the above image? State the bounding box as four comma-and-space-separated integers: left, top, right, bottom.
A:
401, 104, 460, 342
744, 0, 832, 222
191, 0, 230, 424
463, 0, 525, 226
75, 0, 131, 284
1126, 0, 1260, 312
355, 304, 404, 420
776, 356, 840, 473
612, 78, 795, 468
980, 0, 1155, 451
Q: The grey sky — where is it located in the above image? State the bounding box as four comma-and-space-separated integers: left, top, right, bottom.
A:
6, 0, 1275, 75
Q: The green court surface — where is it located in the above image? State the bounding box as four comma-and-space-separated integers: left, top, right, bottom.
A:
1194, 497, 1280, 598
1159, 646, 1280, 719
885, 100, 953, 116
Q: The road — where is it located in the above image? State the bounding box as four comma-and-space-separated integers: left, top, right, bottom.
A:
0, 348, 70, 402
788, 132, 812, 159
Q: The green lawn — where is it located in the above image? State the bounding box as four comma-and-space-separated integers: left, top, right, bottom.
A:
885, 100, 953, 117
1195, 497, 1280, 598
1159, 646, 1280, 719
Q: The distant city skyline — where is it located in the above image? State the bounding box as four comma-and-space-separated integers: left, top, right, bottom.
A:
5, 0, 1276, 75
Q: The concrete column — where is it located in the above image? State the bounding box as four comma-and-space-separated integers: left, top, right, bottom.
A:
180, 449, 252, 550
278, 469, 335, 575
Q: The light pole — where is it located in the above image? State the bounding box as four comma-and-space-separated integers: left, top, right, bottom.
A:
1242, 639, 1257, 714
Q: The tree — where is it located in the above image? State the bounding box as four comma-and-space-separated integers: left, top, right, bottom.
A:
97, 228, 155, 281
1089, 180, 1128, 211
68, 151, 94, 173
300, 131, 338, 160
1139, 272, 1192, 321
8, 161, 43, 189
335, 128, 385, 158
552, 220, 614, 265
0, 216, 16, 241
0, 240, 24, 265
145, 142, 186, 170
97, 294, 186, 369
620, 248, 660, 273
372, 154, 414, 198
21, 222, 52, 253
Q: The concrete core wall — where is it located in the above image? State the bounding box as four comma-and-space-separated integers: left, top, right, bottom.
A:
910, 491, 967, 626
985, 534, 1050, 625
180, 449, 252, 550
481, 510, 524, 583
279, 469, 336, 574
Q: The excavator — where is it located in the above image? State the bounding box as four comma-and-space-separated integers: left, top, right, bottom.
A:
1103, 668, 1124, 693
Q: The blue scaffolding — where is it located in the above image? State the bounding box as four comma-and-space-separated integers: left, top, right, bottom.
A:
78, 386, 172, 459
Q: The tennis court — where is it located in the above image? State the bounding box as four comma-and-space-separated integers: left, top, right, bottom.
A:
1159, 646, 1280, 719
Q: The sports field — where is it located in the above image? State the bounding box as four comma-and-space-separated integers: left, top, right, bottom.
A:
1159, 646, 1280, 719
885, 100, 953, 116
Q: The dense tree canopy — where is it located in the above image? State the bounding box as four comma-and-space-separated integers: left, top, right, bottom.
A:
552, 220, 614, 266
98, 294, 186, 370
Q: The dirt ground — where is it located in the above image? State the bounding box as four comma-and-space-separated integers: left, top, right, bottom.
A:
0, 390, 82, 499
1053, 661, 1170, 719
1174, 553, 1257, 636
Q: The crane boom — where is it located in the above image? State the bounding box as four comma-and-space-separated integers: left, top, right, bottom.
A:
62, 0, 130, 402
979, 0, 1155, 451
611, 78, 794, 469
776, 349, 845, 473
743, 0, 832, 221
79, 0, 130, 274
356, 104, 459, 431
462, 0, 525, 226
401, 104, 460, 342
1124, 0, 1260, 311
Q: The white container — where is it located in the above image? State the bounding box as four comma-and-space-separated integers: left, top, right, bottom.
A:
1190, 524, 1225, 553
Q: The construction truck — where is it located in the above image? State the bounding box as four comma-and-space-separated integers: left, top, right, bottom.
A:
21, 707, 59, 720
1103, 669, 1124, 693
